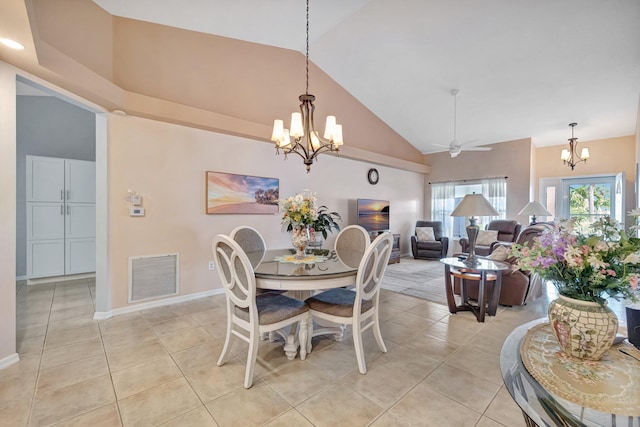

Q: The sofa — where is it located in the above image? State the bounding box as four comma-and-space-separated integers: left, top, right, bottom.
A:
411, 221, 449, 259
454, 223, 553, 306
459, 219, 521, 256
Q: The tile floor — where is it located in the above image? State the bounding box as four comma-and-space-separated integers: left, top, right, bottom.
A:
2, 270, 627, 426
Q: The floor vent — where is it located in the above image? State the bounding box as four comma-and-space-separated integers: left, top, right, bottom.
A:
129, 253, 179, 303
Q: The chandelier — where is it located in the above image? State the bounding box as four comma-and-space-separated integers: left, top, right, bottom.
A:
560, 122, 590, 170
270, 0, 343, 173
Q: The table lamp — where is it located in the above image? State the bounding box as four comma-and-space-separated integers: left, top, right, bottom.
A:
450, 193, 499, 266
518, 201, 551, 225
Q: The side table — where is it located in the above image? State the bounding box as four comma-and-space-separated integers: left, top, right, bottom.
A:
440, 257, 509, 322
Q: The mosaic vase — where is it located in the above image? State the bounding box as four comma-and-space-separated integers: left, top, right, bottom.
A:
291, 224, 310, 259
548, 294, 618, 360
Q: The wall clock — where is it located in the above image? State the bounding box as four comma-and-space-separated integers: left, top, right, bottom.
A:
367, 168, 379, 185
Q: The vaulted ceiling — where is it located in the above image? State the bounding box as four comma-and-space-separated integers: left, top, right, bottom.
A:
91, 0, 640, 154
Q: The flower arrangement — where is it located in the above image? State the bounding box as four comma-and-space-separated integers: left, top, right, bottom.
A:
511, 214, 640, 305
280, 191, 319, 231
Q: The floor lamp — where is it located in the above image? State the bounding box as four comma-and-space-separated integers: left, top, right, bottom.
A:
450, 193, 499, 266
518, 201, 551, 225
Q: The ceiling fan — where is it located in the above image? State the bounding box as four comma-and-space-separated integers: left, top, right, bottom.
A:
435, 89, 492, 158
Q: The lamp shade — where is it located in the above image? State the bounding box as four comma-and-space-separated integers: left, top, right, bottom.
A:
450, 193, 499, 218
518, 201, 551, 217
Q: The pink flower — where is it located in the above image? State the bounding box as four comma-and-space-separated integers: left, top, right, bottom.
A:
631, 275, 639, 291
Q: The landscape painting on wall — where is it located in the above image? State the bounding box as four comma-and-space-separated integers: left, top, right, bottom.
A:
206, 171, 279, 214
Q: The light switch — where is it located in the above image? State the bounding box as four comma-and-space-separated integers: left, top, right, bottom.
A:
129, 207, 145, 217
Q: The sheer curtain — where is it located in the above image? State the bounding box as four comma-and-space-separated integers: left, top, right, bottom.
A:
482, 177, 507, 222
431, 182, 456, 237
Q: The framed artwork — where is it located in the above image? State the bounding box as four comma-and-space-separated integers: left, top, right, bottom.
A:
206, 171, 279, 214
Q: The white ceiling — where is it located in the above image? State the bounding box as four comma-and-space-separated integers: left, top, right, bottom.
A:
92, 0, 640, 154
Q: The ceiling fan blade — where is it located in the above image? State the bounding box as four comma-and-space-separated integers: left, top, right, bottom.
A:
461, 147, 492, 152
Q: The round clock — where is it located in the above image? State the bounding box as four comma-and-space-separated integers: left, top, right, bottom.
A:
367, 168, 379, 185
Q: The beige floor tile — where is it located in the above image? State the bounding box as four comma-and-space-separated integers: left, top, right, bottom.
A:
0, 371, 38, 407
149, 314, 199, 336
465, 330, 508, 358
341, 364, 420, 409
379, 294, 424, 312
30, 374, 115, 427
158, 326, 214, 353
406, 302, 451, 322
262, 359, 334, 406
379, 320, 417, 345
387, 311, 435, 330
305, 343, 359, 379
111, 354, 183, 399
40, 337, 105, 370
262, 409, 314, 426
475, 416, 510, 427
0, 398, 31, 426
172, 341, 223, 375
101, 324, 157, 352
159, 406, 218, 427
190, 306, 227, 327
483, 386, 528, 427
17, 334, 45, 355
423, 320, 481, 345
445, 347, 503, 385
16, 323, 48, 341
98, 313, 147, 336
402, 333, 459, 361
44, 323, 101, 350
139, 306, 186, 323
422, 363, 501, 413
371, 344, 441, 380
296, 383, 383, 427
205, 382, 291, 426
0, 353, 41, 381
118, 377, 202, 427
105, 339, 168, 372
50, 296, 93, 311
185, 358, 247, 403
48, 305, 94, 323
46, 316, 97, 333
51, 403, 121, 427
37, 354, 109, 394
369, 411, 411, 426
389, 383, 481, 427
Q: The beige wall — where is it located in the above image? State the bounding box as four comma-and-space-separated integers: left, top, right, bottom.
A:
107, 114, 424, 310
424, 139, 534, 225
535, 135, 636, 225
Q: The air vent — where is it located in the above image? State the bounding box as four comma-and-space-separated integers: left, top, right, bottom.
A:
129, 253, 179, 302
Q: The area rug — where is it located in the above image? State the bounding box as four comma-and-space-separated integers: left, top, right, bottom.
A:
381, 257, 449, 305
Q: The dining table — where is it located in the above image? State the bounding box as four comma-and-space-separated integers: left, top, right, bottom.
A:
253, 248, 360, 359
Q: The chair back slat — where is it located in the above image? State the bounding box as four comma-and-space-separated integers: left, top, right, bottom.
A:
335, 225, 370, 268
230, 226, 266, 269
213, 234, 256, 309
357, 232, 393, 301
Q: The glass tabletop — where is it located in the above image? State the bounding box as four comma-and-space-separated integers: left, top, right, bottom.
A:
500, 318, 639, 427
254, 249, 358, 281
440, 256, 510, 271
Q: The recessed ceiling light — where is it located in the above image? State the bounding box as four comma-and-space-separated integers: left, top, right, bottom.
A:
0, 38, 25, 50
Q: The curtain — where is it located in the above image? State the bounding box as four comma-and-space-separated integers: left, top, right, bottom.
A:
482, 177, 507, 222
431, 182, 456, 237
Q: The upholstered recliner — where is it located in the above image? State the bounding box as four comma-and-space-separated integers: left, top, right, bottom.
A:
454, 223, 553, 306
411, 221, 449, 259
459, 219, 521, 256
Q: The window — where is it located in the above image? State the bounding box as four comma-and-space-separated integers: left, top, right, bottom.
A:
432, 177, 507, 238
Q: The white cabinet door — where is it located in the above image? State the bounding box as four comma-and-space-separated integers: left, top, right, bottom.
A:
26, 156, 65, 202
65, 160, 95, 203
27, 202, 65, 240
65, 203, 96, 239
65, 238, 96, 275
27, 240, 65, 278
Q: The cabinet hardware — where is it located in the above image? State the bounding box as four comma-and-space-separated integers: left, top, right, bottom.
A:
66, 190, 70, 200
61, 190, 64, 200
60, 205, 64, 215
66, 205, 70, 215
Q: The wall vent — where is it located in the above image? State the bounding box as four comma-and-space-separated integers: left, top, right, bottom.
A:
129, 253, 179, 303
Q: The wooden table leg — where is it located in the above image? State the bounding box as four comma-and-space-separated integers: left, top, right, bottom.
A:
444, 265, 458, 314
488, 271, 502, 316
477, 271, 486, 322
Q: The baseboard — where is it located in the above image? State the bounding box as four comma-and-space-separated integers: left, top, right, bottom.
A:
28, 273, 96, 286
93, 288, 225, 320
0, 353, 20, 371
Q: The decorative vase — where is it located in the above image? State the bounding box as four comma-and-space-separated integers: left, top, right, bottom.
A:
548, 294, 618, 360
307, 227, 323, 252
291, 224, 310, 259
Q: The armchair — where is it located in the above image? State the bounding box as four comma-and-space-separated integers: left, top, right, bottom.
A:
459, 219, 521, 256
411, 221, 449, 259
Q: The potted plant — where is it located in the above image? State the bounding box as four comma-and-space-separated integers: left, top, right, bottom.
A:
311, 206, 342, 240
511, 215, 640, 360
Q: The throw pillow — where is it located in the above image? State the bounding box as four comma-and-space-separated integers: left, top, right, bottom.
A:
416, 227, 436, 242
476, 230, 498, 246
488, 244, 509, 261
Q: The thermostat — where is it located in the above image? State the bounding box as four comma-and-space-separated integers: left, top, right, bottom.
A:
129, 207, 145, 217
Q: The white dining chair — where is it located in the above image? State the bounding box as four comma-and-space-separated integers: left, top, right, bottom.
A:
229, 225, 266, 269
306, 232, 393, 374
334, 225, 371, 269
213, 234, 311, 388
